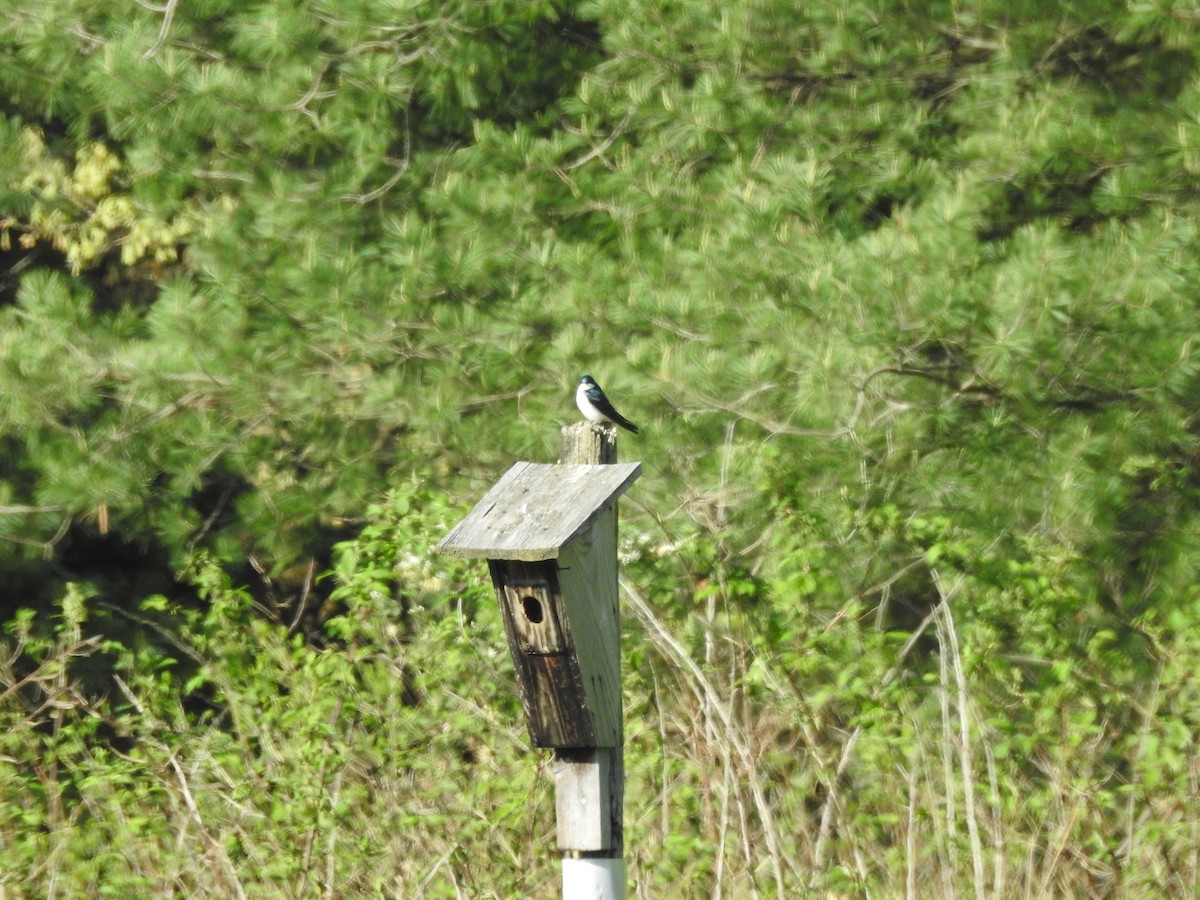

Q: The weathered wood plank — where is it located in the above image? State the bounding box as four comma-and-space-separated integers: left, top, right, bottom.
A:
556, 507, 621, 746
489, 559, 598, 748
436, 461, 641, 560
555, 748, 613, 851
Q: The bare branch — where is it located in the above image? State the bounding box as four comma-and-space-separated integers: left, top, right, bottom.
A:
143, 0, 182, 59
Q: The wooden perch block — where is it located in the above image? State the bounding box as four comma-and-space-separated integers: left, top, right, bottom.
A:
555, 748, 615, 851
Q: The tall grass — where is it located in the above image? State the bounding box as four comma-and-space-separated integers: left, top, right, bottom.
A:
2, 545, 1197, 897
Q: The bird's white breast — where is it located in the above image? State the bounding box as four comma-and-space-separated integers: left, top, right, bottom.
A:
576, 382, 607, 423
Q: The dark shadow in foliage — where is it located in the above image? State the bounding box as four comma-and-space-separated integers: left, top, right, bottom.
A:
871, 561, 940, 660
977, 25, 1196, 241
225, 518, 361, 645
495, 13, 604, 129
819, 159, 928, 238
1042, 25, 1194, 103
82, 256, 179, 318
411, 6, 604, 145
759, 70, 854, 105
57, 525, 179, 610
0, 184, 177, 319
0, 240, 71, 309
976, 159, 1113, 242
28, 526, 198, 699
0, 556, 73, 626
185, 468, 252, 553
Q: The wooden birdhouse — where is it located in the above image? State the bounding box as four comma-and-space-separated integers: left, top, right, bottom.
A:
437, 460, 641, 748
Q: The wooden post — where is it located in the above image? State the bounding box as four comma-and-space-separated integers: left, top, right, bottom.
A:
557, 422, 624, 899
559, 421, 618, 465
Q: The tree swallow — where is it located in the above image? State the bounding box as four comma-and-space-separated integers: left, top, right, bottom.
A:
576, 375, 639, 434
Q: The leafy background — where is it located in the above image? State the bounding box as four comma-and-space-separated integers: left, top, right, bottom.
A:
4, 0, 1200, 895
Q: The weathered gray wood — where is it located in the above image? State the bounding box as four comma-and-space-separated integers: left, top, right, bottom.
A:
556, 507, 621, 746
500, 579, 567, 655
484, 508, 621, 750
559, 421, 617, 464
436, 461, 641, 561
555, 748, 612, 851
489, 559, 598, 748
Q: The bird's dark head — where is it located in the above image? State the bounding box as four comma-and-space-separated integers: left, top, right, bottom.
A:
580, 375, 596, 386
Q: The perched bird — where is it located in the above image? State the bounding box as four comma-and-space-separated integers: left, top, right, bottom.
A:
576, 375, 639, 434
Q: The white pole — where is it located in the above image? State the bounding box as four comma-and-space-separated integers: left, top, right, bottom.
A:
562, 857, 625, 900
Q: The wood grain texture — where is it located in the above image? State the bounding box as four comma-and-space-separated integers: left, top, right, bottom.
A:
436, 460, 641, 560
554, 422, 626, 862
489, 558, 598, 748
559, 420, 618, 464
556, 507, 621, 746
555, 748, 613, 851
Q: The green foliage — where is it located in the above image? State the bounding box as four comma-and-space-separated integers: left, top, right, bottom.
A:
0, 497, 546, 896
3, 0, 1200, 893
4, 128, 192, 274
4, 484, 1200, 894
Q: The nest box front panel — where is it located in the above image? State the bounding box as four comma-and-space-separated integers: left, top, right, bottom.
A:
488, 559, 596, 748
501, 581, 567, 655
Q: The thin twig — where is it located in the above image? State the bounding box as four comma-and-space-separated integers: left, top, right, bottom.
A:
906, 765, 918, 900
811, 725, 861, 875
980, 722, 1005, 898
935, 570, 986, 900
143, 0, 182, 59
0, 637, 102, 706
342, 112, 411, 203
562, 106, 637, 171
622, 578, 789, 894
287, 558, 317, 636
935, 608, 959, 898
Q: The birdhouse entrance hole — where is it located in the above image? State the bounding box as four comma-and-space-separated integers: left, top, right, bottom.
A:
502, 578, 567, 656
522, 595, 544, 623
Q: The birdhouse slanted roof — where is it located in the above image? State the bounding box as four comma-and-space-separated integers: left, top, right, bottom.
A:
437, 461, 641, 561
